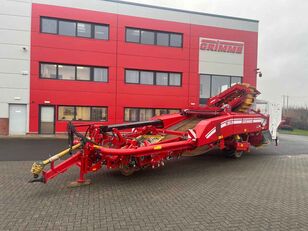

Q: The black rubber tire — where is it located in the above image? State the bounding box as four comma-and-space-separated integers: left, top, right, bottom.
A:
120, 166, 135, 176
223, 148, 243, 158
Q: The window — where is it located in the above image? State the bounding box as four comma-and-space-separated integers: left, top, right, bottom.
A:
212, 75, 230, 96
126, 27, 183, 48
199, 74, 243, 104
156, 72, 168, 86
139, 109, 154, 121
169, 73, 181, 86
94, 25, 109, 40
93, 68, 108, 82
76, 107, 91, 121
41, 18, 57, 34
141, 30, 155, 45
58, 65, 75, 80
170, 34, 182, 47
200, 74, 211, 99
154, 109, 168, 116
168, 109, 180, 114
76, 66, 90, 81
58, 106, 75, 121
125, 108, 180, 122
59, 20, 76, 36
58, 106, 107, 121
157, 32, 169, 46
125, 69, 182, 87
140, 71, 154, 85
91, 107, 107, 121
125, 70, 139, 83
231, 76, 242, 86
40, 17, 109, 40
40, 64, 57, 79
125, 108, 139, 122
39, 63, 108, 82
77, 22, 91, 38
126, 28, 140, 43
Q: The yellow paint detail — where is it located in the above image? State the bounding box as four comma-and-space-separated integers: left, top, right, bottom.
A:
153, 145, 162, 150
218, 135, 224, 139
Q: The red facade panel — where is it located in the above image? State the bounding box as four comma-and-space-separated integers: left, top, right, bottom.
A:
30, 3, 258, 133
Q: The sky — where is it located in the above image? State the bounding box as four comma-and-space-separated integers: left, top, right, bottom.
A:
125, 0, 308, 107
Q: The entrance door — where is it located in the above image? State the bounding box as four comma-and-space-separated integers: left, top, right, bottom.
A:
9, 104, 27, 135
39, 106, 55, 134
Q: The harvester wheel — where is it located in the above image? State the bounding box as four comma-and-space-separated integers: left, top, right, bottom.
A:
223, 135, 243, 158
223, 148, 243, 158
120, 166, 135, 176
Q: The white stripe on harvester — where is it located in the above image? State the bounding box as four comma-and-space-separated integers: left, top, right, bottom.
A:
205, 118, 266, 139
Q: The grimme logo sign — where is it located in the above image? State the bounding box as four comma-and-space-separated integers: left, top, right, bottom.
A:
200, 38, 244, 54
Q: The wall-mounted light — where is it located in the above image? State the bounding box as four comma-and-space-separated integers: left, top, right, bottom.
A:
21, 71, 28, 75
255, 68, 262, 77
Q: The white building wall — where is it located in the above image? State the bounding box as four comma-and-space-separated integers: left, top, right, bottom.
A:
0, 0, 32, 132
32, 0, 258, 32
199, 38, 244, 76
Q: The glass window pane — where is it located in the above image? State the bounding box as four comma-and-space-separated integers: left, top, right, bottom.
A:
91, 107, 107, 121
40, 64, 57, 78
76, 107, 90, 121
139, 109, 146, 121
169, 73, 181, 86
156, 72, 168, 86
58, 106, 75, 121
231, 76, 242, 86
76, 66, 90, 81
140, 30, 155, 45
168, 109, 180, 114
59, 20, 76, 36
125, 70, 139, 83
77, 22, 91, 38
41, 18, 57, 34
126, 28, 140, 43
212, 75, 230, 96
200, 74, 211, 98
157, 32, 169, 46
170, 33, 182, 47
94, 25, 109, 40
139, 109, 153, 121
125, 108, 139, 122
155, 109, 168, 116
140, 71, 154, 85
58, 65, 75, 80
94, 68, 108, 82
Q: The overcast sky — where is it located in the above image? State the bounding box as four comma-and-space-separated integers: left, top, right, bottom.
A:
125, 0, 308, 107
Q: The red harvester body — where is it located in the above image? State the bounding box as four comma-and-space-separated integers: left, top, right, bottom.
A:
30, 83, 269, 185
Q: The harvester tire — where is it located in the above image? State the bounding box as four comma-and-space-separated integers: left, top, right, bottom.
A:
120, 166, 135, 176
223, 149, 243, 158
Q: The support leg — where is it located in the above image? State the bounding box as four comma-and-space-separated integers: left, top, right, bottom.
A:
68, 153, 91, 187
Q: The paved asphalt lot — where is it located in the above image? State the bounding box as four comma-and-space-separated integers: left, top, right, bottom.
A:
0, 134, 307, 230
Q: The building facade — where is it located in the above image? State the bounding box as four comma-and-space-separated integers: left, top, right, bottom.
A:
0, 0, 258, 135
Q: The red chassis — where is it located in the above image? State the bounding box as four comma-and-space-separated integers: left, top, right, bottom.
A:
30, 84, 269, 185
